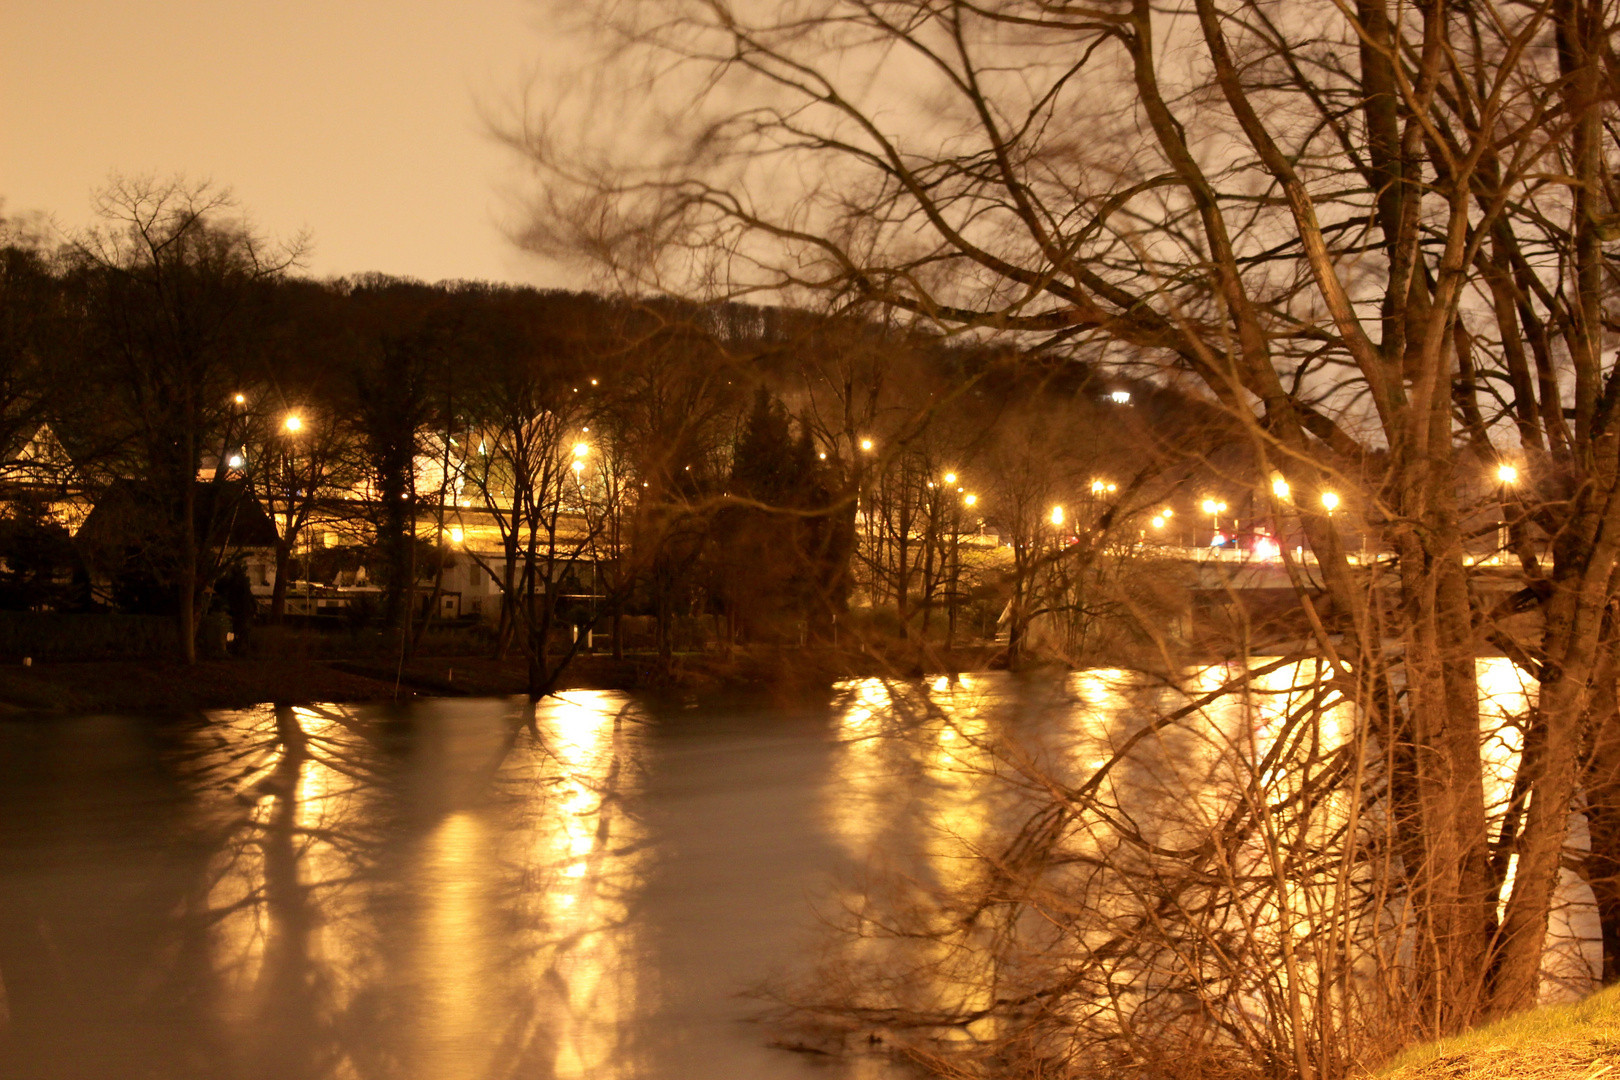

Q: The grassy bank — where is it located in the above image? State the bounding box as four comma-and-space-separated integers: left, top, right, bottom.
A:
1375, 986, 1620, 1078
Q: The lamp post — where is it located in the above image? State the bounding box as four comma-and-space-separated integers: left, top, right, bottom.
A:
281, 413, 310, 618
1201, 498, 1228, 552
945, 483, 964, 649
571, 440, 596, 646
1496, 464, 1518, 561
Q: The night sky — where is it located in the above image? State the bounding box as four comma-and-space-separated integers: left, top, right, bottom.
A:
2, 0, 571, 286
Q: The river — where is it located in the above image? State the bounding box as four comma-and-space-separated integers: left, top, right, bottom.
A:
0, 667, 1600, 1079
0, 682, 942, 1080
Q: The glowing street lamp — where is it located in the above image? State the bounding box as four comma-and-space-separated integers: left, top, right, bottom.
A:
573, 442, 589, 458
1496, 465, 1518, 558
1151, 515, 1165, 529
449, 527, 464, 545
963, 493, 977, 507
283, 414, 303, 433
1271, 476, 1290, 500
233, 393, 245, 405
859, 438, 874, 452
1090, 478, 1117, 495
1201, 498, 1228, 545
1321, 491, 1340, 514
944, 472, 957, 485
1050, 505, 1065, 527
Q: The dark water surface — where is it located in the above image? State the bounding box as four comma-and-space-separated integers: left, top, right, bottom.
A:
0, 688, 917, 1080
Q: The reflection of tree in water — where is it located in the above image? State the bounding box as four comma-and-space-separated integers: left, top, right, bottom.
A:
201, 702, 391, 1080
0, 694, 652, 1080
490, 694, 650, 1079
190, 693, 648, 1080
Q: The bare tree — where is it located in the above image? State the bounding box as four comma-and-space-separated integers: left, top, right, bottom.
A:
244, 399, 360, 622
70, 176, 301, 662
515, 0, 1620, 1057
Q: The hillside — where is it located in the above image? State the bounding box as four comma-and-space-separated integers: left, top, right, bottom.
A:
1376, 987, 1620, 1078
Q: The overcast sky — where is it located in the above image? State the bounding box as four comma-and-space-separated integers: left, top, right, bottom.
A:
2, 0, 572, 286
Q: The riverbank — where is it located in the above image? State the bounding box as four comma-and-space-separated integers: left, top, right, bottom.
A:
1376, 986, 1620, 1077
0, 644, 1005, 713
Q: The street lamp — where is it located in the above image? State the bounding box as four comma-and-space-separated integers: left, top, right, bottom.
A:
233, 393, 245, 405
1090, 478, 1117, 495
1201, 498, 1227, 545
1321, 491, 1339, 514
860, 438, 874, 452
1271, 476, 1290, 500
963, 493, 977, 507
1496, 464, 1518, 560
284, 414, 303, 433
449, 527, 464, 545
1050, 505, 1065, 527
944, 472, 957, 485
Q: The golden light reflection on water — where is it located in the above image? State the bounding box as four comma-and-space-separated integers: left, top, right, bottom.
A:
821, 659, 1598, 1034
183, 692, 653, 1079
417, 812, 494, 1080
85, 660, 1594, 1079
522, 691, 645, 1080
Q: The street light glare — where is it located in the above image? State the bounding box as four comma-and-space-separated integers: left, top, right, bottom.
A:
944, 472, 957, 485
573, 442, 589, 458
1050, 506, 1065, 526
1272, 477, 1290, 499
233, 393, 245, 405
1151, 515, 1165, 529
860, 438, 874, 452
1201, 498, 1224, 515
1321, 491, 1340, 512
964, 493, 977, 507
449, 527, 464, 545
284, 414, 303, 433
1497, 464, 1519, 484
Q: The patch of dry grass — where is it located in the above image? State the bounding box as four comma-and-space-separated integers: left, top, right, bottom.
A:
1375, 986, 1620, 1079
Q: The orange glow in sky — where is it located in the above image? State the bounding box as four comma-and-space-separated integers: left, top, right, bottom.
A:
2, 0, 573, 287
